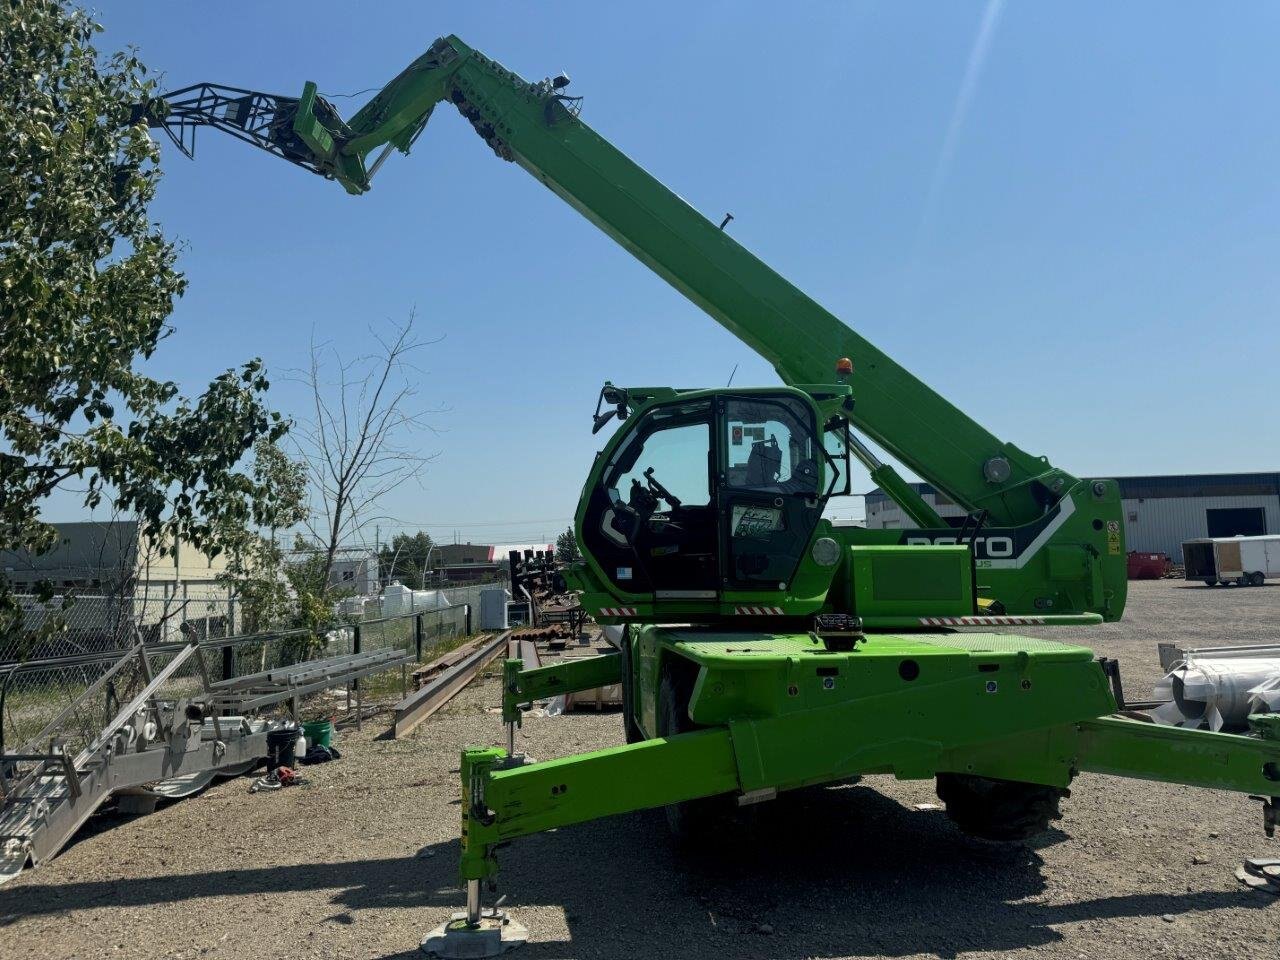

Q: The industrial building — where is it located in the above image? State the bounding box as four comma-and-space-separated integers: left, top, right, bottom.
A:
864, 472, 1280, 557
326, 550, 379, 595
0, 520, 239, 651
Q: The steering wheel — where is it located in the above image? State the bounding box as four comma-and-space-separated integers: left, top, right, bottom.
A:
643, 467, 683, 510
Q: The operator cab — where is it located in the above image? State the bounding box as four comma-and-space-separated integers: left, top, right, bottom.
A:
580, 389, 836, 602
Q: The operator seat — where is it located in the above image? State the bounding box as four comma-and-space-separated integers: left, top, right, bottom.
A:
744, 438, 783, 486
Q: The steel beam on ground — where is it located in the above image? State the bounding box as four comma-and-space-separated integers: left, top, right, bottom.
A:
392, 631, 512, 739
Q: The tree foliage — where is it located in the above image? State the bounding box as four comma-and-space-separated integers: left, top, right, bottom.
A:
214, 440, 310, 632
555, 526, 581, 563
1, 2, 287, 643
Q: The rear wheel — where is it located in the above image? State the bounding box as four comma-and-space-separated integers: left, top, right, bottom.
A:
1249, 572, 1266, 587
1203, 579, 1216, 587
936, 773, 1067, 842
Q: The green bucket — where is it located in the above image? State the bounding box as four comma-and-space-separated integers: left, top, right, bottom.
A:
303, 718, 334, 748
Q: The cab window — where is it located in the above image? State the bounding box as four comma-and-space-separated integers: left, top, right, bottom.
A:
609, 422, 710, 507
590, 400, 718, 593
724, 397, 820, 496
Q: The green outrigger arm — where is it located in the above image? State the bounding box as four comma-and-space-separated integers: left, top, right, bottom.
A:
463, 651, 1280, 885
1078, 713, 1280, 799
499, 654, 622, 727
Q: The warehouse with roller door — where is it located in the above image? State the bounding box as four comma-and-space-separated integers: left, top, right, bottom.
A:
863, 472, 1280, 557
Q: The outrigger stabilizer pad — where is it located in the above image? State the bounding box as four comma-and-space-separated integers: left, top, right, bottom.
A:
421, 910, 529, 958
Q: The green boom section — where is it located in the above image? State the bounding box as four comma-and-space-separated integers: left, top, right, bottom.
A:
154, 37, 1128, 619
292, 36, 1076, 527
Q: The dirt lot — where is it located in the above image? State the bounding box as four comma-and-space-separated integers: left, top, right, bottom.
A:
1, 579, 1277, 960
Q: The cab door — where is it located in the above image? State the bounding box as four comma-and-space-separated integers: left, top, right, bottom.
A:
717, 395, 825, 592
580, 399, 719, 598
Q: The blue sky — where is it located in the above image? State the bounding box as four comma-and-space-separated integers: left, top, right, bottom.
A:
72, 2, 1280, 546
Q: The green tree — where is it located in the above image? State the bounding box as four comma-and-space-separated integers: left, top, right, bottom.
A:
215, 440, 310, 633
285, 541, 331, 620
378, 531, 436, 587
1, 2, 286, 645
555, 526, 581, 563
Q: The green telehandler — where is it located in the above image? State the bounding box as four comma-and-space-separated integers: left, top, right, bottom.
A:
143, 36, 1280, 956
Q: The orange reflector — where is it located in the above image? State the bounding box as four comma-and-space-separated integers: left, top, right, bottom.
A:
836, 357, 853, 375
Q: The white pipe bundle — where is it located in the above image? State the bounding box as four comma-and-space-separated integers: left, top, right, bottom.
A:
1151, 646, 1280, 732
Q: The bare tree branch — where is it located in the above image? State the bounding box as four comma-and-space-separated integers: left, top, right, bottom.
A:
287, 311, 444, 593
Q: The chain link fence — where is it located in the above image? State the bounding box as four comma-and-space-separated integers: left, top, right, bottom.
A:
2, 582, 238, 665
1, 635, 269, 759
328, 590, 475, 664
1, 588, 477, 757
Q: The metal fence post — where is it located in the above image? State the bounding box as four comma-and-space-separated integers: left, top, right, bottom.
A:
352, 622, 362, 697
415, 613, 423, 661
465, 603, 472, 636
222, 644, 234, 684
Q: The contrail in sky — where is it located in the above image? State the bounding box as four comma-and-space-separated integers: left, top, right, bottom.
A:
915, 0, 1007, 250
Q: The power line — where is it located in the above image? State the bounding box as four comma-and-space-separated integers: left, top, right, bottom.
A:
377, 517, 573, 529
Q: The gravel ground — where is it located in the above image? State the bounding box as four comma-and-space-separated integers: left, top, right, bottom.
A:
1, 579, 1278, 960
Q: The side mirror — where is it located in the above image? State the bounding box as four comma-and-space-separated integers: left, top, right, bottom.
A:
591, 383, 629, 434
592, 408, 619, 434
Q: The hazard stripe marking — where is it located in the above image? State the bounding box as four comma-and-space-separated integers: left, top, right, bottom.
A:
919, 616, 1046, 626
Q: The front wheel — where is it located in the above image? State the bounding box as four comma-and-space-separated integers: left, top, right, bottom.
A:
936, 773, 1067, 842
1203, 579, 1216, 587
618, 626, 643, 744
658, 663, 732, 841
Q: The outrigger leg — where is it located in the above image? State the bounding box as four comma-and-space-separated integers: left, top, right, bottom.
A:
420, 747, 528, 958
423, 654, 1280, 956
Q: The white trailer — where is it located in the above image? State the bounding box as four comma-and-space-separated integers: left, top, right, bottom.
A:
1183, 535, 1280, 587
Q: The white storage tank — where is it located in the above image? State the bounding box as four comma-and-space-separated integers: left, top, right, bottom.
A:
382, 581, 412, 618
480, 587, 510, 630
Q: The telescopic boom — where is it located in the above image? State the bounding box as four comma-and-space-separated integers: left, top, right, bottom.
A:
146, 35, 1079, 530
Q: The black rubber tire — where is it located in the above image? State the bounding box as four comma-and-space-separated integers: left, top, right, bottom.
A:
618, 626, 643, 744
1203, 579, 1216, 587
1249, 572, 1266, 587
657, 663, 730, 841
936, 773, 1067, 842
